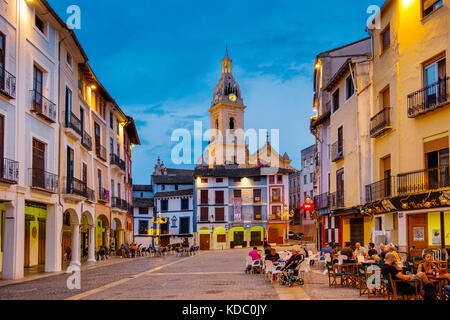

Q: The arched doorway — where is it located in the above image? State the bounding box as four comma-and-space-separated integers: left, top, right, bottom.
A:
80, 211, 94, 261
198, 227, 211, 250
111, 218, 124, 254
268, 225, 283, 244
62, 209, 79, 265
213, 227, 226, 250
229, 227, 247, 248
250, 226, 264, 246
96, 215, 109, 250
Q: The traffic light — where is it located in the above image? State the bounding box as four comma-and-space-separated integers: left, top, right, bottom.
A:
302, 196, 314, 211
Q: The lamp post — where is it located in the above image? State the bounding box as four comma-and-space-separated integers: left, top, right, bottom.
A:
152, 212, 168, 246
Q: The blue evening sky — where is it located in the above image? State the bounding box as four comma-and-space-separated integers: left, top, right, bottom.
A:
49, 0, 384, 184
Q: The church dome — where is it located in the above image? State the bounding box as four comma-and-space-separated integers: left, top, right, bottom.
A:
211, 49, 244, 107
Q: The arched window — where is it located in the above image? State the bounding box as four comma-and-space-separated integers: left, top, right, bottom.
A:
229, 117, 235, 130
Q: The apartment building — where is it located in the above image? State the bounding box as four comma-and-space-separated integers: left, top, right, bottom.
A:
363, 0, 450, 256
0, 0, 140, 280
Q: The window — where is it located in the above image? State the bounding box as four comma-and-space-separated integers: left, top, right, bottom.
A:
233, 177, 241, 182
139, 221, 148, 235
33, 65, 43, 102
229, 117, 235, 130
162, 185, 165, 191
337, 126, 344, 154
200, 190, 208, 204
181, 198, 189, 210
140, 192, 143, 198
336, 168, 345, 200
269, 176, 275, 184
215, 190, 224, 204
271, 188, 281, 202
139, 207, 149, 215
332, 89, 340, 113
215, 208, 225, 221
304, 175, 307, 185
277, 175, 282, 183
201, 178, 208, 183
310, 157, 314, 165
35, 15, 45, 34
180, 217, 189, 234
346, 73, 355, 100
375, 217, 382, 231
381, 86, 390, 109
422, 0, 443, 17
233, 189, 241, 198
65, 87, 72, 125
254, 206, 262, 220
110, 111, 114, 129
310, 173, 314, 183
272, 206, 281, 219
381, 25, 390, 54
253, 189, 262, 203
66, 52, 73, 68
253, 176, 261, 182
200, 207, 209, 221
161, 200, 168, 211
175, 184, 179, 190
423, 57, 446, 106
216, 178, 223, 183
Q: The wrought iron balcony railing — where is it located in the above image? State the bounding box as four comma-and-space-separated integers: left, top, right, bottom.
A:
110, 153, 125, 171
95, 143, 107, 161
30, 90, 57, 123
63, 176, 88, 198
111, 196, 122, 209
407, 77, 449, 118
65, 112, 82, 136
397, 165, 449, 195
370, 107, 392, 138
82, 131, 93, 151
98, 187, 110, 202
0, 158, 19, 184
87, 187, 95, 202
0, 66, 16, 99
29, 168, 58, 193
329, 192, 345, 210
365, 177, 395, 203
331, 141, 344, 162
314, 192, 329, 210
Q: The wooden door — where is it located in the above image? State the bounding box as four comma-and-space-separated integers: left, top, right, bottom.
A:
200, 234, 210, 250
408, 214, 428, 257
24, 221, 30, 267
268, 228, 279, 244
350, 218, 364, 245
251, 231, 262, 246
32, 139, 45, 188
33, 66, 43, 109
234, 231, 244, 246
38, 220, 46, 265
62, 231, 72, 262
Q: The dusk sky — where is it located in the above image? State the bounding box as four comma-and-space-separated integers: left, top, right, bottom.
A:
49, 0, 384, 184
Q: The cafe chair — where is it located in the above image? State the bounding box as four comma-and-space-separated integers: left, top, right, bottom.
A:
327, 262, 345, 287
383, 274, 419, 300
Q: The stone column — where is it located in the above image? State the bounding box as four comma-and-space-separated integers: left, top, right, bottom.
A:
88, 224, 96, 262
246, 228, 250, 247
2, 198, 25, 280
45, 204, 62, 273
70, 223, 81, 266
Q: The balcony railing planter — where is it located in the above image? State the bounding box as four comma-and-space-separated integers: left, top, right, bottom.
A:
331, 141, 344, 162
98, 187, 110, 202
0, 66, 16, 99
365, 177, 395, 203
407, 77, 449, 118
397, 165, 449, 195
329, 192, 345, 210
81, 131, 93, 151
63, 176, 88, 199
314, 192, 329, 210
95, 143, 107, 161
30, 90, 57, 123
65, 112, 82, 138
110, 153, 125, 171
29, 168, 58, 193
0, 158, 19, 184
370, 107, 392, 138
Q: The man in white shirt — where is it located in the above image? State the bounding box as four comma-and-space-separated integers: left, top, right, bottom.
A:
354, 242, 367, 257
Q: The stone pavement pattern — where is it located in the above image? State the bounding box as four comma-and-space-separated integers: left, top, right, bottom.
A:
0, 248, 381, 300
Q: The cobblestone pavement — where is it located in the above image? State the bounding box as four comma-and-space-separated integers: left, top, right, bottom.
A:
0, 248, 383, 300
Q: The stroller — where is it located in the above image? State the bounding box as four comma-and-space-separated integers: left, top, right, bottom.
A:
278, 254, 305, 287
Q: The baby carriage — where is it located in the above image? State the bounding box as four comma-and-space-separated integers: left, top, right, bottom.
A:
279, 254, 305, 287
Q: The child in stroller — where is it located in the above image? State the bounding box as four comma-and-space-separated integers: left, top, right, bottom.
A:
279, 247, 305, 287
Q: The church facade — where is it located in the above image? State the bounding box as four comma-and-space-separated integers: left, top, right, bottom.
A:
194, 51, 295, 249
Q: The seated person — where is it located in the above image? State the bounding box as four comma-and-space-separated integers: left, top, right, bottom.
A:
354, 242, 367, 257
382, 253, 431, 295
265, 248, 280, 263
340, 242, 354, 260
387, 244, 401, 263
264, 245, 272, 256
379, 244, 388, 260
418, 252, 450, 281
331, 243, 341, 256
281, 245, 303, 271
319, 243, 333, 260
367, 243, 378, 257
249, 247, 261, 261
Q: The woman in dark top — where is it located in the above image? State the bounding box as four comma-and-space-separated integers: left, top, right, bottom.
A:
265, 249, 280, 262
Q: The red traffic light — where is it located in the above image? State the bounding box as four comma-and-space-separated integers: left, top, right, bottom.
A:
302, 201, 314, 211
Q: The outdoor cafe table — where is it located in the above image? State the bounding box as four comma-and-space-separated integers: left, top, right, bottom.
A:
428, 274, 449, 300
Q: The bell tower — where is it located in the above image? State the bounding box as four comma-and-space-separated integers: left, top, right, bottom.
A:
207, 48, 247, 168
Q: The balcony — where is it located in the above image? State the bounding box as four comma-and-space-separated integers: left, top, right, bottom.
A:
95, 143, 107, 162
331, 141, 344, 162
365, 177, 395, 203
81, 131, 93, 151
110, 153, 125, 171
0, 67, 16, 99
407, 77, 449, 118
98, 187, 110, 203
62, 177, 88, 202
29, 168, 58, 193
30, 90, 56, 123
0, 158, 19, 184
314, 192, 329, 210
87, 188, 95, 203
329, 192, 344, 210
397, 165, 449, 195
64, 112, 82, 139
111, 197, 125, 211
370, 107, 392, 138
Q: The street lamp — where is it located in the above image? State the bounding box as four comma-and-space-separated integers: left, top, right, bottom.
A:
152, 212, 168, 246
